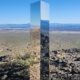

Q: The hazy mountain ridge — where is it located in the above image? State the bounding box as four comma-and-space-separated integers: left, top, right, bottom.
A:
0, 24, 30, 30
0, 23, 80, 31
50, 23, 80, 31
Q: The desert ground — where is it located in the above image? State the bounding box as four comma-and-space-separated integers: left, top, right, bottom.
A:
50, 31, 80, 80
50, 31, 80, 50
0, 30, 80, 80
0, 31, 31, 80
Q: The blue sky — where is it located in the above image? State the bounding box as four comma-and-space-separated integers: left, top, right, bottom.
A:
0, 0, 80, 24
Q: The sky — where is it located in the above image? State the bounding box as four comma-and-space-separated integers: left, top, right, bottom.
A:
0, 0, 80, 24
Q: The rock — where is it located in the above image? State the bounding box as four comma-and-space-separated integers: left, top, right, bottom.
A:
1, 75, 7, 80
0, 62, 30, 80
74, 57, 80, 61
20, 53, 30, 60
50, 48, 80, 80
0, 55, 10, 62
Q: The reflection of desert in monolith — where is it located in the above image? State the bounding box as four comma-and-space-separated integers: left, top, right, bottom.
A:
30, 27, 40, 80
31, 27, 40, 43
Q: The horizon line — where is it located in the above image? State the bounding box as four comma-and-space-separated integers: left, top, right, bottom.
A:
0, 23, 80, 25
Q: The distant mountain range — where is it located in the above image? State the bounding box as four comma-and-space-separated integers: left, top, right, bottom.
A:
50, 23, 80, 31
0, 23, 80, 31
0, 24, 30, 30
